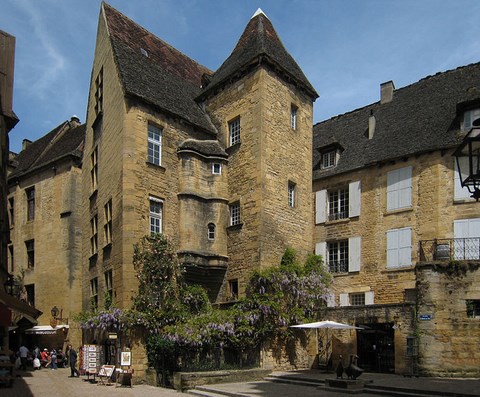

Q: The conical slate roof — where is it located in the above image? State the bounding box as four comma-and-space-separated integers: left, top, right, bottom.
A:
199, 9, 318, 100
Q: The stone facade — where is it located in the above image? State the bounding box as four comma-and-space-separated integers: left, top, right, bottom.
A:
7, 119, 84, 350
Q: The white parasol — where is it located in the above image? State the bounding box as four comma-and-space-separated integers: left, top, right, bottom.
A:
290, 320, 361, 369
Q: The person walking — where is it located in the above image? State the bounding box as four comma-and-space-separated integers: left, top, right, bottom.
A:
50, 349, 57, 370
66, 344, 79, 377
18, 344, 29, 370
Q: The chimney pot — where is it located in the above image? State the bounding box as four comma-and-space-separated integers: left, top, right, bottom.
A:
22, 139, 32, 151
69, 115, 80, 127
380, 81, 395, 104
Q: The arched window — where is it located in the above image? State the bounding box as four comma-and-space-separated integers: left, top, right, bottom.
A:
208, 223, 215, 240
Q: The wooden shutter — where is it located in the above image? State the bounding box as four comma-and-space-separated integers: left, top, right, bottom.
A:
348, 236, 361, 272
349, 180, 361, 217
365, 291, 374, 305
315, 242, 326, 260
398, 167, 412, 209
326, 293, 336, 308
386, 229, 399, 268
398, 227, 412, 267
315, 190, 326, 224
339, 293, 349, 307
454, 158, 471, 200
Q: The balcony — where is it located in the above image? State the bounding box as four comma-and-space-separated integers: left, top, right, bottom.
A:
328, 260, 348, 273
419, 238, 480, 262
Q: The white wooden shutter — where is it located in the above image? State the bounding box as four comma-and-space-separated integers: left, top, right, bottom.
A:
315, 242, 326, 261
454, 158, 471, 200
398, 167, 412, 209
386, 229, 399, 268
349, 181, 361, 217
365, 291, 374, 305
348, 236, 361, 272
315, 190, 326, 224
339, 293, 349, 307
387, 170, 398, 211
454, 218, 480, 260
326, 293, 336, 308
398, 227, 412, 267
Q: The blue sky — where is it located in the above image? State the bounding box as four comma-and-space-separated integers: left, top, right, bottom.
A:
2, 0, 480, 153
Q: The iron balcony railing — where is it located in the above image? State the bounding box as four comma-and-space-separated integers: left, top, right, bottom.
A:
419, 238, 480, 262
329, 260, 348, 273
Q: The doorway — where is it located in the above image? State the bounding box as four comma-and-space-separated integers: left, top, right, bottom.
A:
356, 322, 394, 373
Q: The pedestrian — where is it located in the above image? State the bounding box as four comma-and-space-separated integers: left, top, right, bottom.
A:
50, 349, 57, 370
41, 348, 49, 368
66, 344, 79, 377
18, 344, 29, 370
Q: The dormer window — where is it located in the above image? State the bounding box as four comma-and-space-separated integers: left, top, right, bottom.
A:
463, 108, 480, 131
321, 150, 337, 169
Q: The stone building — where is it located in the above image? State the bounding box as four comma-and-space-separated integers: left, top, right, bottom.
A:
0, 30, 41, 351
7, 118, 85, 350
313, 64, 480, 375
82, 3, 316, 374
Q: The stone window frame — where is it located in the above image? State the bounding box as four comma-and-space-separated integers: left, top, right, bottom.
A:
26, 186, 35, 222
386, 166, 412, 211
386, 226, 412, 268
229, 201, 241, 226
149, 196, 163, 235
288, 181, 296, 208
103, 199, 113, 246
212, 163, 222, 175
228, 117, 241, 147
290, 104, 298, 130
327, 240, 349, 273
104, 270, 113, 303
208, 223, 215, 240
328, 187, 349, 221
91, 147, 98, 193
8, 243, 14, 273
147, 123, 162, 166
229, 279, 239, 300
90, 277, 99, 311
94, 67, 103, 116
349, 292, 365, 306
463, 108, 480, 132
25, 283, 35, 307
25, 239, 35, 268
90, 215, 98, 257
8, 196, 14, 226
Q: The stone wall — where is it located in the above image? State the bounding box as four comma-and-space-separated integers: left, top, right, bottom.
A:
416, 261, 480, 377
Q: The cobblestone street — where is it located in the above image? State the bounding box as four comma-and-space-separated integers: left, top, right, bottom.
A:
0, 367, 188, 397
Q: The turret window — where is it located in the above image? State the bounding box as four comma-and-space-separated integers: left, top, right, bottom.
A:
212, 163, 222, 175
229, 117, 240, 146
208, 223, 215, 240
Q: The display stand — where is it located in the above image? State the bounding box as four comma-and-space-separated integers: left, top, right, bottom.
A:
115, 351, 133, 387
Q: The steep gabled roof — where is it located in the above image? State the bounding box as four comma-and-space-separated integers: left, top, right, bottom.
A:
313, 62, 480, 180
8, 121, 85, 181
102, 3, 216, 134
199, 9, 318, 100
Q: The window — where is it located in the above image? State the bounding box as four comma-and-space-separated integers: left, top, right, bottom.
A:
290, 105, 297, 130
327, 240, 349, 273
208, 223, 215, 240
25, 284, 35, 307
8, 197, 14, 226
25, 239, 34, 268
350, 293, 365, 306
104, 200, 112, 246
148, 124, 162, 166
328, 188, 349, 220
288, 181, 296, 207
149, 197, 163, 235
453, 218, 480, 260
90, 277, 98, 311
8, 244, 13, 273
212, 163, 222, 175
229, 117, 240, 146
387, 166, 412, 211
321, 150, 336, 169
229, 279, 239, 300
463, 108, 480, 131
26, 187, 35, 221
229, 202, 241, 226
94, 68, 103, 116
386, 227, 412, 268
315, 181, 361, 224
454, 158, 472, 200
91, 147, 98, 192
90, 215, 98, 256
466, 299, 480, 318
105, 270, 113, 303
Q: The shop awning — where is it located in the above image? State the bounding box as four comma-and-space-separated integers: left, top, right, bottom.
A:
0, 288, 42, 319
25, 325, 69, 335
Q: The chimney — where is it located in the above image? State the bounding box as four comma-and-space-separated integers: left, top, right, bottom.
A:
22, 139, 32, 151
368, 111, 376, 139
69, 115, 80, 128
380, 80, 395, 104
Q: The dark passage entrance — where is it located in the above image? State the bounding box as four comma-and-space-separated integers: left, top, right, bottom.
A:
356, 322, 394, 373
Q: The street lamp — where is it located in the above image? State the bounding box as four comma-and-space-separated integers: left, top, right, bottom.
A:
3, 274, 16, 296
51, 306, 59, 319
453, 119, 480, 201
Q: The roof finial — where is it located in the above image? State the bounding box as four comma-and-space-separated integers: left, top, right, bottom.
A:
251, 8, 268, 19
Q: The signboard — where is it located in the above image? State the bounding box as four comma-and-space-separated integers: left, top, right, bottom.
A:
120, 351, 131, 366
419, 314, 432, 321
